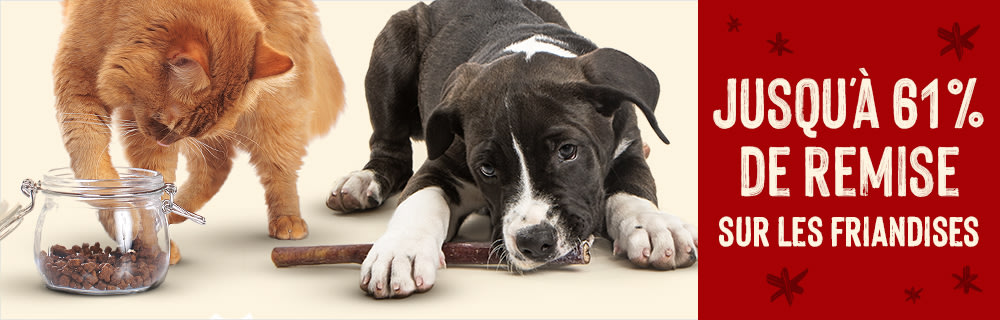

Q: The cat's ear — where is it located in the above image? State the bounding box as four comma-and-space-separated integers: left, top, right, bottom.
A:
167, 37, 211, 94
251, 33, 293, 80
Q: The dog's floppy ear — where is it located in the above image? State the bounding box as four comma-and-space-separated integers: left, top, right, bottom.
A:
576, 48, 668, 144
425, 103, 463, 160
425, 63, 481, 160
566, 83, 669, 144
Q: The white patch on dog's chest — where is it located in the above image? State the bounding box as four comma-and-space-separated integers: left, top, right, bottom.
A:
503, 35, 578, 60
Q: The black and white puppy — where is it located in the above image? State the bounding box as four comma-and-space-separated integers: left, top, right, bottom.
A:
327, 0, 698, 298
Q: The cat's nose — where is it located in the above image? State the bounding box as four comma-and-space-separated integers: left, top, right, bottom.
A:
157, 131, 183, 146
157, 114, 176, 127
145, 119, 170, 138
160, 105, 182, 125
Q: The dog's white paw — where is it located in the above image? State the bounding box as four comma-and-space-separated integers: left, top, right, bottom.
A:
327, 170, 384, 213
613, 211, 698, 270
360, 235, 445, 299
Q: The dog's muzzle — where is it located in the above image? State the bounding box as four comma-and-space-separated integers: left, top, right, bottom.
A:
514, 223, 558, 261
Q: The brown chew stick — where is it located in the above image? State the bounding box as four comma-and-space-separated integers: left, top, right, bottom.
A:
643, 143, 650, 159
271, 241, 591, 267
271, 244, 373, 267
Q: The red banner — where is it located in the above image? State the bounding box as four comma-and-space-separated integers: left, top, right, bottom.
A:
700, 1, 996, 318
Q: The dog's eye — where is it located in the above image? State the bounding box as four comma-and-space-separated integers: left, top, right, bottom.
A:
558, 144, 577, 161
479, 163, 496, 177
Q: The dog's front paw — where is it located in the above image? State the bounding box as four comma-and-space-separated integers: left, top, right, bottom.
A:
327, 170, 384, 213
268, 215, 308, 240
613, 211, 698, 270
360, 236, 445, 299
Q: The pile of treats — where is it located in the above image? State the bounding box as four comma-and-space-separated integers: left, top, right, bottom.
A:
39, 239, 167, 290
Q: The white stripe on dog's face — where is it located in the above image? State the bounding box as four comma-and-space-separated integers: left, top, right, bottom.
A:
503, 35, 578, 61
502, 134, 568, 270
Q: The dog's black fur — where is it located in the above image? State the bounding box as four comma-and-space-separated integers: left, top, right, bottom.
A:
328, 0, 695, 298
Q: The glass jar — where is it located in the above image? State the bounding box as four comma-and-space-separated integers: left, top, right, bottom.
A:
0, 167, 204, 295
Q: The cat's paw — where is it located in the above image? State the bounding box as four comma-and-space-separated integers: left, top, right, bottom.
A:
613, 211, 698, 270
167, 213, 188, 224
327, 170, 384, 213
268, 215, 309, 240
169, 240, 181, 265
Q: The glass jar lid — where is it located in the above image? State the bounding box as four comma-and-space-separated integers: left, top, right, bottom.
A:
39, 167, 166, 198
1, 168, 206, 240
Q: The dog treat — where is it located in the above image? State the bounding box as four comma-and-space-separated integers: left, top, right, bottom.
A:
39, 239, 167, 291
271, 241, 591, 267
643, 143, 650, 159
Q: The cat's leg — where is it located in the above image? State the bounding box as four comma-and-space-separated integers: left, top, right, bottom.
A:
118, 110, 184, 263
54, 16, 153, 264
159, 137, 234, 262
172, 138, 235, 220
54, 87, 117, 180
246, 130, 310, 240
58, 106, 132, 259
326, 3, 431, 213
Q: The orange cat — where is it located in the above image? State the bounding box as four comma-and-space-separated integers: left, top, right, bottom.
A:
54, 0, 344, 263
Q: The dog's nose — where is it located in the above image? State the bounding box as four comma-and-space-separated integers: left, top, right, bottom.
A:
514, 224, 558, 261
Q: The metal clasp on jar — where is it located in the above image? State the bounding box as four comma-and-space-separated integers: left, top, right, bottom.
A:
0, 180, 40, 240
161, 183, 206, 225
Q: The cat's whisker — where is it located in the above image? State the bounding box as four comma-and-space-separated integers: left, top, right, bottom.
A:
191, 138, 223, 160
119, 128, 141, 140
218, 130, 235, 140
206, 135, 238, 157
217, 131, 243, 149
59, 120, 112, 126
61, 114, 142, 138
207, 135, 231, 149
192, 140, 210, 162
183, 139, 209, 163
222, 129, 261, 149
216, 136, 239, 153
226, 129, 259, 146
116, 122, 139, 129
59, 112, 116, 120
59, 120, 113, 133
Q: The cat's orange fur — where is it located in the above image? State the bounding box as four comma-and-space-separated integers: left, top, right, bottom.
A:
54, 0, 344, 263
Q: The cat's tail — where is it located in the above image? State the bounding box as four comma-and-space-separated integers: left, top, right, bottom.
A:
307, 56, 346, 138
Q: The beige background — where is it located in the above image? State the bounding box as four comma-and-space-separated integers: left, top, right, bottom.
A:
0, 1, 698, 319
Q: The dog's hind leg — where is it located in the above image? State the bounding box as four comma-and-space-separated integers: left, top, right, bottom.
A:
327, 3, 431, 213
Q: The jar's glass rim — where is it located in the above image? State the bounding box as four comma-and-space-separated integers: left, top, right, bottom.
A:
40, 167, 165, 196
